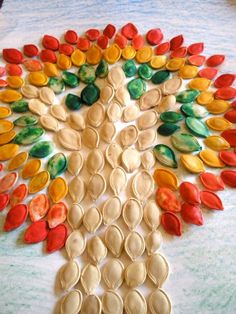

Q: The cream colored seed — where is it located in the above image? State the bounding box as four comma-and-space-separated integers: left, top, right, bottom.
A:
104, 224, 124, 257
57, 127, 81, 150
146, 253, 170, 287
107, 101, 123, 122
60, 289, 83, 314
132, 170, 154, 202
121, 147, 141, 173
115, 85, 130, 106
21, 84, 39, 99
100, 121, 116, 143
67, 112, 85, 131
107, 66, 126, 90
81, 264, 101, 295
87, 173, 106, 201
122, 198, 143, 230
120, 125, 138, 147
28, 98, 47, 116
67, 151, 83, 176
86, 149, 105, 175
123, 105, 140, 122
105, 142, 122, 168
139, 88, 162, 111
59, 260, 80, 291
100, 84, 115, 104
39, 86, 55, 105
124, 261, 147, 288
124, 289, 147, 314
137, 128, 157, 151
50, 104, 67, 121
102, 290, 123, 314
65, 230, 86, 259
137, 110, 159, 130
102, 196, 122, 225
87, 101, 105, 127
148, 289, 172, 314
145, 230, 163, 255
141, 150, 156, 170
143, 199, 161, 230
83, 207, 102, 233
109, 166, 127, 195
124, 231, 145, 261
81, 294, 102, 314
102, 258, 124, 290
67, 203, 84, 230
87, 236, 107, 264
82, 126, 100, 149
39, 114, 59, 132
68, 176, 86, 203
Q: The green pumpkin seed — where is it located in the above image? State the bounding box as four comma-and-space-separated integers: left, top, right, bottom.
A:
176, 89, 200, 103
151, 70, 170, 84
122, 60, 137, 77
95, 59, 108, 78
185, 117, 210, 138
171, 132, 202, 152
65, 94, 82, 111
153, 144, 177, 168
62, 71, 80, 88
48, 77, 65, 94
14, 127, 44, 145
181, 103, 208, 119
160, 111, 184, 123
29, 141, 54, 158
11, 100, 29, 113
157, 123, 180, 136
14, 115, 38, 127
47, 152, 67, 179
81, 83, 100, 106
78, 64, 96, 84
138, 64, 153, 80
127, 78, 146, 99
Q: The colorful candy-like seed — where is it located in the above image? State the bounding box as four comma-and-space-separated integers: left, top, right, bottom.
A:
199, 172, 224, 191
24, 220, 49, 244
161, 212, 182, 236
181, 203, 204, 226
179, 182, 201, 205
46, 224, 67, 253
200, 191, 224, 210
156, 187, 181, 212
4, 204, 28, 231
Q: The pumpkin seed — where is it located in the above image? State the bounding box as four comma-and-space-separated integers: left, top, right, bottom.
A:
47, 152, 67, 179
128, 78, 146, 99
81, 264, 101, 295
123, 59, 137, 77
176, 89, 200, 103
29, 141, 54, 158
207, 99, 230, 115
102, 259, 124, 290
137, 128, 157, 151
57, 128, 81, 150
82, 126, 99, 148
180, 154, 205, 173
83, 207, 102, 233
148, 289, 171, 314
68, 176, 86, 203
132, 170, 154, 202
157, 123, 180, 136
137, 110, 158, 130
39, 114, 59, 132
60, 290, 83, 314
87, 236, 107, 264
86, 149, 104, 175
67, 203, 84, 230
121, 147, 141, 173
50, 105, 67, 121
104, 224, 124, 257
115, 85, 130, 106
67, 112, 85, 131
171, 132, 202, 152
122, 198, 143, 230
107, 66, 125, 90
48, 77, 65, 94
124, 290, 147, 314
123, 105, 140, 122
153, 144, 177, 168
206, 116, 232, 131
125, 231, 145, 261
28, 99, 47, 116
60, 260, 80, 291
120, 125, 138, 147
204, 135, 230, 151
109, 167, 127, 195
105, 142, 122, 168
146, 253, 169, 287
65, 230, 86, 259
81, 294, 102, 314
153, 168, 178, 190
160, 111, 184, 123
199, 149, 225, 168
14, 115, 38, 127
62, 71, 79, 87
87, 102, 105, 127
14, 127, 44, 145
141, 150, 156, 170
145, 230, 163, 255
78, 64, 96, 83
96, 59, 108, 78
8, 151, 28, 171
125, 261, 147, 288
143, 200, 161, 230
157, 95, 176, 113
185, 117, 210, 138
181, 103, 208, 118
138, 64, 153, 80
102, 196, 122, 225
107, 101, 122, 122
100, 84, 115, 104
65, 93, 82, 111
67, 151, 83, 176
11, 100, 29, 113
21, 159, 41, 179
21, 84, 39, 99
87, 173, 106, 201
102, 291, 123, 314
100, 121, 116, 143
162, 76, 182, 95
39, 86, 55, 105
151, 70, 170, 84
139, 88, 162, 110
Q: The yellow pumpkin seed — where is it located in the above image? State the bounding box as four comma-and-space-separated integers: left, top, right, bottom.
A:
153, 168, 178, 190
189, 77, 211, 91
199, 149, 225, 168
0, 143, 19, 161
180, 154, 205, 173
206, 117, 232, 131
204, 135, 230, 151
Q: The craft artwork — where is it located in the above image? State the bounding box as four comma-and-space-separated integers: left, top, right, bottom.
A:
0, 22, 235, 314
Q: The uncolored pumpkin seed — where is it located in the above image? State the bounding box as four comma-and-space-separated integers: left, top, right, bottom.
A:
60, 260, 80, 291
67, 203, 84, 230
86, 149, 105, 175
141, 150, 156, 170
137, 110, 158, 130
143, 199, 161, 230
107, 101, 123, 122
100, 121, 116, 143
105, 142, 122, 168
109, 167, 127, 195
39, 114, 59, 132
68, 176, 86, 203
39, 86, 55, 105
67, 112, 85, 131
104, 224, 124, 257
124, 290, 147, 314
67, 151, 83, 176
139, 88, 162, 110
81, 264, 101, 295
60, 290, 83, 314
65, 230, 86, 259
162, 76, 182, 95
123, 105, 140, 122
87, 173, 106, 201
148, 289, 171, 314
83, 207, 102, 233
145, 230, 163, 255
28, 99, 47, 116
100, 84, 115, 104
157, 95, 176, 113
132, 170, 154, 202
120, 125, 138, 147
102, 291, 123, 314
50, 105, 67, 121
122, 198, 143, 230
102, 259, 124, 290
125, 261, 147, 288
87, 236, 107, 264
115, 85, 130, 106
147, 253, 169, 287
81, 294, 102, 314
21, 84, 39, 99
121, 147, 141, 173
125, 231, 145, 261
107, 66, 126, 90
82, 126, 99, 148
57, 128, 81, 150
137, 128, 157, 151
87, 102, 105, 127
102, 196, 122, 225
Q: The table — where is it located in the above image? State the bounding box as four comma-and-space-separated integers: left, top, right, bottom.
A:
0, 1, 236, 313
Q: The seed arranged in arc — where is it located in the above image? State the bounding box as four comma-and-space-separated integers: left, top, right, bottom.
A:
86, 149, 105, 175
153, 144, 177, 168
67, 151, 83, 176
125, 261, 147, 288
104, 224, 124, 257
171, 132, 202, 152
158, 123, 180, 136
153, 168, 179, 190
122, 198, 143, 230
138, 128, 157, 151
145, 230, 163, 255
120, 124, 138, 147
96, 59, 109, 78
102, 258, 124, 290
199, 172, 225, 191
105, 142, 122, 168
141, 150, 156, 170
128, 78, 146, 99
62, 70, 80, 87
59, 260, 80, 291
65, 230, 86, 259
68, 176, 86, 203
199, 149, 225, 168
0, 120, 14, 135
50, 104, 67, 121
123, 105, 140, 122
8, 151, 28, 171
39, 114, 59, 132
148, 289, 172, 314
160, 111, 184, 123
83, 207, 102, 233
48, 77, 65, 94
87, 236, 107, 264
29, 141, 54, 158
137, 110, 158, 130
102, 290, 123, 314
81, 294, 102, 314
176, 89, 200, 103
124, 231, 145, 261
185, 117, 210, 138
109, 167, 127, 195
14, 126, 44, 145
204, 135, 230, 151
107, 101, 123, 122
158, 95, 176, 114
81, 263, 101, 295
143, 199, 161, 230
10, 100, 29, 113
180, 154, 205, 173
107, 66, 126, 89
102, 196, 122, 225
60, 289, 83, 314
87, 101, 105, 127
57, 128, 81, 150
162, 76, 182, 95
39, 86, 55, 105
181, 103, 208, 119
67, 112, 85, 131
28, 98, 47, 116
206, 116, 232, 131
78, 63, 96, 83
132, 170, 154, 202
82, 126, 100, 148
121, 147, 141, 173
151, 70, 170, 84
47, 153, 67, 179
100, 121, 116, 143
124, 289, 147, 314
67, 203, 84, 230
123, 59, 137, 77
138, 63, 153, 80
65, 93, 82, 111
87, 173, 106, 201
146, 253, 169, 287
139, 88, 162, 110
21, 84, 39, 99
115, 85, 130, 105
28, 170, 50, 193
100, 84, 115, 104
13, 115, 38, 127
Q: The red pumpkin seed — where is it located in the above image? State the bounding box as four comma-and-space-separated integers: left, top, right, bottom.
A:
97, 35, 109, 49
58, 43, 74, 56
198, 67, 218, 80
5, 64, 23, 76
206, 54, 225, 67
42, 35, 59, 51
161, 212, 182, 236
64, 30, 78, 44
155, 42, 170, 55
220, 170, 236, 187
85, 28, 100, 41
188, 55, 206, 66
0, 66, 6, 77
187, 42, 204, 55
24, 220, 49, 244
2, 48, 23, 64
0, 79, 8, 88
199, 172, 224, 191
156, 187, 181, 212
170, 34, 184, 50
76, 37, 91, 51
224, 110, 236, 123
132, 34, 144, 50
47, 202, 68, 229
179, 182, 201, 205
170, 46, 187, 58
219, 151, 236, 166
146, 28, 163, 45
121, 23, 138, 40
0, 172, 18, 193
114, 33, 128, 49
4, 203, 28, 231
0, 163, 3, 171
0, 193, 9, 211
23, 59, 42, 72
215, 87, 236, 100
29, 194, 50, 222
23, 44, 39, 57
221, 129, 236, 147
200, 191, 224, 210
10, 183, 28, 206
103, 24, 116, 39
181, 203, 204, 226
214, 74, 235, 88
46, 223, 67, 253
40, 49, 57, 63
231, 100, 236, 108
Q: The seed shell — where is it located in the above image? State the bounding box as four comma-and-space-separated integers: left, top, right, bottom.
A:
124, 231, 145, 261
102, 259, 124, 290
104, 224, 124, 257
122, 198, 143, 230
65, 230, 86, 259
81, 263, 101, 295
83, 207, 102, 233
60, 260, 80, 291
132, 170, 154, 202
